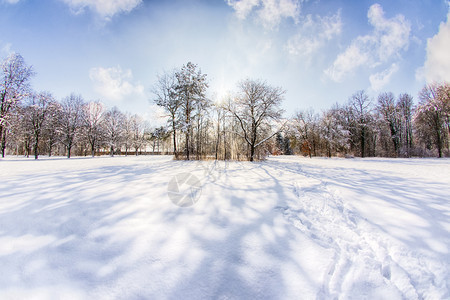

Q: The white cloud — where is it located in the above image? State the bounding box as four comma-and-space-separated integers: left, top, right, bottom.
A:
325, 4, 410, 82
226, 0, 259, 20
226, 0, 301, 29
2, 0, 20, 4
286, 11, 342, 57
324, 44, 370, 82
89, 66, 145, 102
369, 63, 399, 91
367, 4, 410, 61
420, 12, 450, 83
61, 0, 142, 19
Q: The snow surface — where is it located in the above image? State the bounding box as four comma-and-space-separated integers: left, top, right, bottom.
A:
0, 155, 449, 299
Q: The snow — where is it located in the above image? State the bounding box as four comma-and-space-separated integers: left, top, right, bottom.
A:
0, 155, 449, 299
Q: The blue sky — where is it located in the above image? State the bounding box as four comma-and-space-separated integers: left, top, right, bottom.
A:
1, 0, 449, 120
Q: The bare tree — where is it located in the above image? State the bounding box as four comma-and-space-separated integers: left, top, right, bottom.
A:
82, 101, 105, 157
213, 105, 225, 160
104, 106, 125, 157
44, 101, 62, 157
0, 53, 34, 157
59, 94, 84, 158
194, 93, 211, 159
293, 109, 319, 158
9, 105, 33, 157
153, 70, 180, 158
26, 92, 55, 159
122, 113, 134, 156
377, 92, 401, 156
398, 93, 414, 157
226, 79, 285, 161
319, 107, 349, 158
130, 114, 145, 155
437, 83, 450, 151
348, 90, 373, 158
212, 103, 233, 160
415, 83, 448, 157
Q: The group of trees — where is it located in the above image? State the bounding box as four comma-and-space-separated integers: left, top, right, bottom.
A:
6, 92, 150, 159
285, 85, 449, 158
153, 65, 285, 161
1, 53, 449, 160
153, 62, 449, 160
1, 54, 153, 159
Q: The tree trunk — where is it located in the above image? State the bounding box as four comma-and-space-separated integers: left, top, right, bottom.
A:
1, 139, 5, 158
172, 120, 177, 159
185, 102, 191, 160
447, 116, 450, 151
312, 139, 317, 156
34, 136, 39, 159
49, 141, 53, 157
223, 133, 227, 161
436, 131, 443, 158
197, 117, 202, 160
0, 125, 4, 158
249, 144, 255, 162
25, 140, 30, 158
361, 126, 365, 158
91, 142, 95, 157
185, 131, 190, 160
407, 123, 413, 157
215, 121, 220, 161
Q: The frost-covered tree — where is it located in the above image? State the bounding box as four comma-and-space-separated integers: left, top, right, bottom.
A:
320, 107, 349, 157
415, 83, 449, 157
104, 106, 125, 157
59, 94, 84, 158
397, 93, 414, 157
130, 114, 145, 155
153, 70, 180, 158
275, 131, 292, 155
175, 62, 208, 160
348, 90, 373, 158
121, 112, 134, 156
213, 105, 224, 160
193, 90, 211, 159
6, 105, 30, 156
226, 79, 285, 161
0, 53, 34, 157
292, 109, 319, 157
82, 101, 105, 157
44, 101, 62, 157
26, 92, 55, 159
438, 83, 450, 150
377, 92, 401, 157
149, 126, 169, 153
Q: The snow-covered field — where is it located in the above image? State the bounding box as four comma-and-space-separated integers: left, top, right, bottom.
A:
0, 155, 449, 299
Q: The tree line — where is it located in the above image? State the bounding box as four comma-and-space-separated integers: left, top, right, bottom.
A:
1, 53, 449, 160
286, 85, 449, 158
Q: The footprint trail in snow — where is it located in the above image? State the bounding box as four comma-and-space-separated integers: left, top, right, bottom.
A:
273, 165, 448, 299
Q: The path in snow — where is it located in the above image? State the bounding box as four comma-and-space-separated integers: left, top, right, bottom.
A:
268, 157, 449, 299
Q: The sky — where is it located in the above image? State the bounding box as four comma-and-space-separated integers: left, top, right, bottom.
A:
1, 0, 449, 121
